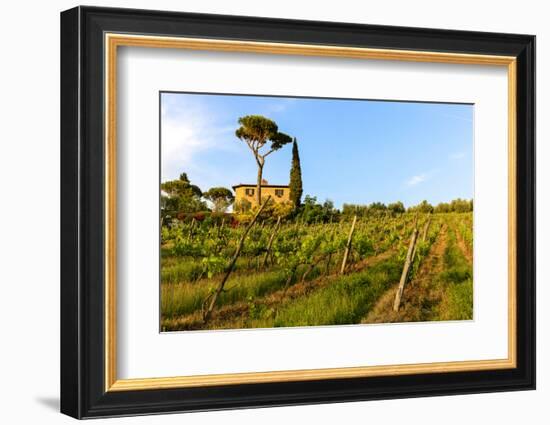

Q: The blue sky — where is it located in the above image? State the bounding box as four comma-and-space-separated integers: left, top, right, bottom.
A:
161, 92, 473, 209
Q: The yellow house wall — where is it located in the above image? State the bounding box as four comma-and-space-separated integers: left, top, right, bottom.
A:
234, 186, 290, 205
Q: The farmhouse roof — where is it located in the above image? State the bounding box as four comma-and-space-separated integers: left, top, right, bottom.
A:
232, 183, 289, 190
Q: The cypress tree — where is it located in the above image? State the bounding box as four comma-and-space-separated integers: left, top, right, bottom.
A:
289, 138, 303, 209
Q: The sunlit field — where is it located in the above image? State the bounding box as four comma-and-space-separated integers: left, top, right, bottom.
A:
160, 208, 473, 331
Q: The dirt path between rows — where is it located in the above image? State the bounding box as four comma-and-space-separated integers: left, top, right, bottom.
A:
162, 248, 397, 331
362, 224, 449, 324
454, 227, 473, 265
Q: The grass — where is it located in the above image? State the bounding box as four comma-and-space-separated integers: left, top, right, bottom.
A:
161, 269, 289, 319
161, 259, 204, 284
160, 215, 473, 330
247, 257, 402, 328
161, 256, 269, 285
439, 278, 473, 320
435, 227, 473, 321
161, 261, 329, 318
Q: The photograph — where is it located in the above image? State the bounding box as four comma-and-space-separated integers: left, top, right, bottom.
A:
57, 5, 536, 419
159, 92, 474, 331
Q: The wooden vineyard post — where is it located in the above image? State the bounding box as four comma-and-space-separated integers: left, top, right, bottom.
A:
203, 196, 271, 323
326, 228, 336, 276
422, 214, 432, 242
407, 213, 420, 264
340, 215, 357, 275
410, 216, 425, 263
393, 227, 419, 311
262, 216, 281, 267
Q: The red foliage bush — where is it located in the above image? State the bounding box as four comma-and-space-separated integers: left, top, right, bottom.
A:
193, 212, 206, 222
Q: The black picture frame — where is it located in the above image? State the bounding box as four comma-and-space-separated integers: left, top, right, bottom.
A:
61, 5, 535, 419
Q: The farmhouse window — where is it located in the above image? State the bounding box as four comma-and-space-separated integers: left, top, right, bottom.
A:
275, 189, 284, 197
245, 188, 254, 196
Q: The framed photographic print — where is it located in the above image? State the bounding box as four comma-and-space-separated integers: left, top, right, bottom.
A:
60, 6, 535, 419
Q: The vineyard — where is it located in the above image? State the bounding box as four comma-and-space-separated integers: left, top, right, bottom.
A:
160, 209, 473, 331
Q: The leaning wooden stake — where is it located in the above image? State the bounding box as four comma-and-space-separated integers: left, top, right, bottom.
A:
203, 197, 271, 322
407, 214, 421, 262
421, 215, 432, 242
340, 215, 357, 275
262, 216, 281, 267
393, 228, 419, 312
410, 217, 425, 262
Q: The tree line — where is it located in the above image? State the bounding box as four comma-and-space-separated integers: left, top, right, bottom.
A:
342, 198, 473, 217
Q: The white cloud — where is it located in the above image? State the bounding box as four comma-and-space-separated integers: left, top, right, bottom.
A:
160, 96, 236, 183
159, 93, 295, 192
406, 173, 428, 186
405, 167, 440, 187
